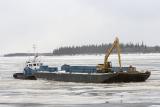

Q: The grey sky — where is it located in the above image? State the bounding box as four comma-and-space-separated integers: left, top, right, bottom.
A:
0, 0, 160, 54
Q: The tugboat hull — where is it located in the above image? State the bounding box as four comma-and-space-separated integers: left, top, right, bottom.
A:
13, 73, 37, 80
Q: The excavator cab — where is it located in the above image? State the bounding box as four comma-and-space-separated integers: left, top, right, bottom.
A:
107, 62, 112, 68
96, 62, 112, 73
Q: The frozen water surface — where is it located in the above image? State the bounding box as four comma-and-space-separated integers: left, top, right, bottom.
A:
0, 54, 160, 106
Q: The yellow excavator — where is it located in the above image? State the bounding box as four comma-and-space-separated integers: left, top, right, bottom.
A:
97, 37, 122, 73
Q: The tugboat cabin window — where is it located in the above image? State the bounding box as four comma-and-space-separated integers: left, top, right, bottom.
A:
29, 64, 32, 67
33, 64, 36, 66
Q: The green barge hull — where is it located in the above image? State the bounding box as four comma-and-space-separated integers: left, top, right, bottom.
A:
32, 71, 150, 83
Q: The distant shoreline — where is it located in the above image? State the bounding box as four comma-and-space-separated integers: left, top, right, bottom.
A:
3, 52, 160, 57
4, 43, 160, 57
3, 53, 53, 57
52, 43, 160, 55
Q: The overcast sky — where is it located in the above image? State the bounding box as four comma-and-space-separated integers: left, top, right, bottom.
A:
0, 0, 160, 54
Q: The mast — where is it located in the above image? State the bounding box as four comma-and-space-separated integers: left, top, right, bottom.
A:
33, 44, 38, 62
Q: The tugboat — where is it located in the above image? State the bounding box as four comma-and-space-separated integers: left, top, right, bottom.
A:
13, 46, 58, 80
13, 37, 151, 83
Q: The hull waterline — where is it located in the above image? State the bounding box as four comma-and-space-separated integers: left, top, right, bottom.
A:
13, 71, 150, 83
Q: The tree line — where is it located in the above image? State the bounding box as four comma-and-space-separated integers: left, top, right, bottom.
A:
52, 42, 160, 55
4, 42, 160, 57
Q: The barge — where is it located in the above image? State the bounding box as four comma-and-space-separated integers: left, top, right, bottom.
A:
13, 64, 150, 83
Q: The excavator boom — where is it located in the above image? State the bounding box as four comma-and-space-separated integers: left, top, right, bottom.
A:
97, 37, 122, 72
104, 37, 122, 68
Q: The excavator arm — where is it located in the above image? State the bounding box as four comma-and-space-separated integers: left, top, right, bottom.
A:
104, 37, 122, 68
97, 37, 122, 72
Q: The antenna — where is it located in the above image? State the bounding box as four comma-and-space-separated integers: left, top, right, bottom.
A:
33, 44, 36, 54
33, 44, 38, 61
